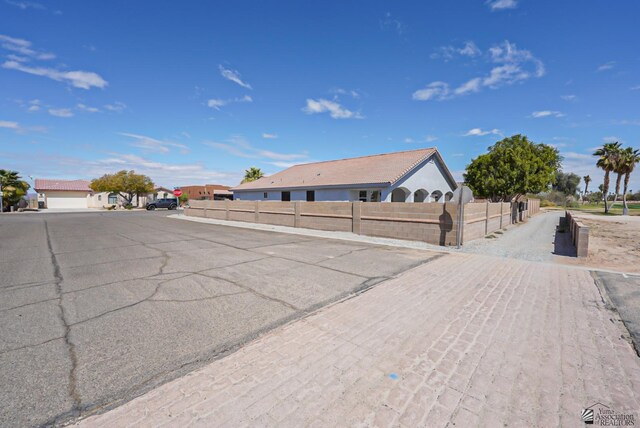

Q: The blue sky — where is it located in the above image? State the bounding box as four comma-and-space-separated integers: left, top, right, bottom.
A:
1, 0, 639, 191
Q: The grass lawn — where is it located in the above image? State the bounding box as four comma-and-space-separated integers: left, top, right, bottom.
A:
550, 201, 640, 216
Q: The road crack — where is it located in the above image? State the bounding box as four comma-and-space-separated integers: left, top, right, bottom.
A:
44, 219, 82, 414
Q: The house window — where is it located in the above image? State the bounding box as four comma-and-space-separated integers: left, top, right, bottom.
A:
108, 193, 118, 204
306, 190, 315, 202
281, 191, 291, 201
263, 192, 268, 199
358, 190, 367, 202
371, 191, 380, 202
98, 195, 102, 201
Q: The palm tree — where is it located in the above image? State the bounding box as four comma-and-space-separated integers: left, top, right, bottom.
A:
0, 169, 30, 212
619, 147, 640, 215
241, 167, 264, 184
593, 142, 622, 214
583, 175, 591, 194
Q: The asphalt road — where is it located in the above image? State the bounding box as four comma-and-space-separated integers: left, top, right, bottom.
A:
594, 271, 640, 355
0, 210, 441, 427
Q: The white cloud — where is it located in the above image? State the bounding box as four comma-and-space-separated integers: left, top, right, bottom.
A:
531, 110, 564, 118
0, 34, 54, 60
207, 95, 252, 110
218, 65, 252, 89
412, 82, 450, 101
561, 95, 576, 101
404, 137, 415, 143
463, 128, 501, 137
76, 103, 99, 113
4, 1, 45, 10
487, 0, 517, 10
204, 136, 308, 163
415, 41, 544, 101
0, 120, 19, 129
104, 102, 126, 112
48, 108, 74, 118
119, 132, 190, 154
332, 88, 360, 98
454, 77, 482, 96
631, 85, 640, 91
597, 61, 615, 72
432, 41, 481, 61
380, 12, 406, 36
0, 118, 45, 133
2, 60, 107, 89
425, 135, 438, 143
302, 98, 363, 119
262, 133, 278, 139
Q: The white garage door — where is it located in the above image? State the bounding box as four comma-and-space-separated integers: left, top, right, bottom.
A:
46, 192, 88, 209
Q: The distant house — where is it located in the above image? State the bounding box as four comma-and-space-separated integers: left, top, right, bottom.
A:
34, 179, 92, 209
232, 148, 457, 202
181, 184, 233, 200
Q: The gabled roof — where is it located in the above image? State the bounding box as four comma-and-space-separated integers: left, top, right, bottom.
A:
232, 147, 453, 191
35, 179, 92, 192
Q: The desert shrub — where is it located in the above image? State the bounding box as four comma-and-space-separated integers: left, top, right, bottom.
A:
540, 199, 556, 207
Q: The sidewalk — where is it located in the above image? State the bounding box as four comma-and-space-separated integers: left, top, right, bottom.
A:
78, 252, 640, 427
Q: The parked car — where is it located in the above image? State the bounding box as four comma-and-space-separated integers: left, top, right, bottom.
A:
146, 198, 178, 210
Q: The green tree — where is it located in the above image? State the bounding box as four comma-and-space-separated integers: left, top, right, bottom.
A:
178, 193, 189, 205
90, 170, 154, 206
618, 147, 640, 215
593, 142, 622, 213
0, 169, 30, 212
552, 171, 581, 196
463, 134, 561, 202
241, 167, 264, 184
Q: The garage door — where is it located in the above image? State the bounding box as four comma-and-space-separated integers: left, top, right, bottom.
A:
46, 192, 88, 209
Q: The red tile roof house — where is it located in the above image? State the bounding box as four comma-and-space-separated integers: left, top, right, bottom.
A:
232, 148, 457, 203
34, 179, 94, 209
34, 179, 167, 209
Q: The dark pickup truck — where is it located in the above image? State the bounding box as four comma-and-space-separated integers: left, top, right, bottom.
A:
146, 198, 178, 210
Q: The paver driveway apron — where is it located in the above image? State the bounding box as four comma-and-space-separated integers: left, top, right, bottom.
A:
78, 250, 640, 427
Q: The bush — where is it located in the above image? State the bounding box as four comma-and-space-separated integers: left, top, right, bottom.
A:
124, 203, 133, 210
540, 199, 556, 207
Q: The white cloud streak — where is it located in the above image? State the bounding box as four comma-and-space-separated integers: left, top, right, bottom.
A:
119, 132, 190, 154
207, 95, 252, 110
218, 65, 252, 89
415, 41, 544, 101
262, 133, 278, 139
204, 136, 308, 163
531, 110, 564, 118
597, 61, 615, 72
487, 0, 517, 10
2, 60, 107, 89
0, 34, 54, 60
48, 108, 74, 118
463, 128, 502, 137
302, 98, 364, 119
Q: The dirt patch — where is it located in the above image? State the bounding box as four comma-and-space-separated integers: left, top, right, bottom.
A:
563, 214, 640, 273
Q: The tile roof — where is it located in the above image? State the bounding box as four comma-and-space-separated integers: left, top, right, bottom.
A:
232, 148, 439, 191
35, 179, 92, 192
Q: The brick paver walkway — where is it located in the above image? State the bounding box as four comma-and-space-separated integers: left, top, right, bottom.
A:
78, 252, 640, 427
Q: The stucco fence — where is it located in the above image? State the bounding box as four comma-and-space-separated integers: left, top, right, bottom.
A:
185, 199, 540, 246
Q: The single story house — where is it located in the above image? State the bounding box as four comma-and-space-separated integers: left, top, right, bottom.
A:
35, 179, 172, 209
232, 147, 457, 203
35, 179, 93, 209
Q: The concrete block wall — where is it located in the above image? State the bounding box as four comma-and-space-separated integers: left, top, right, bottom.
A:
566, 211, 589, 257
185, 199, 509, 247
527, 198, 541, 216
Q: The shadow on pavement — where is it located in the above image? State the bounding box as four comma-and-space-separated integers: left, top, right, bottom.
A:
552, 218, 576, 257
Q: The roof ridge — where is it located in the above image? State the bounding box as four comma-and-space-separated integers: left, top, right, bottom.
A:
286, 147, 436, 168
389, 149, 437, 184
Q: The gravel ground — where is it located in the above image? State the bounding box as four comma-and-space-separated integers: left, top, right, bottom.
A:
460, 210, 566, 262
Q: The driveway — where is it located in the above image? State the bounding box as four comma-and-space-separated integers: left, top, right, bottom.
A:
0, 211, 441, 427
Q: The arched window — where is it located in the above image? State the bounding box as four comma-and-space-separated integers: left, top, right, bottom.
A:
108, 193, 118, 204
430, 190, 443, 202
445, 191, 454, 202
413, 189, 428, 203
391, 187, 410, 202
